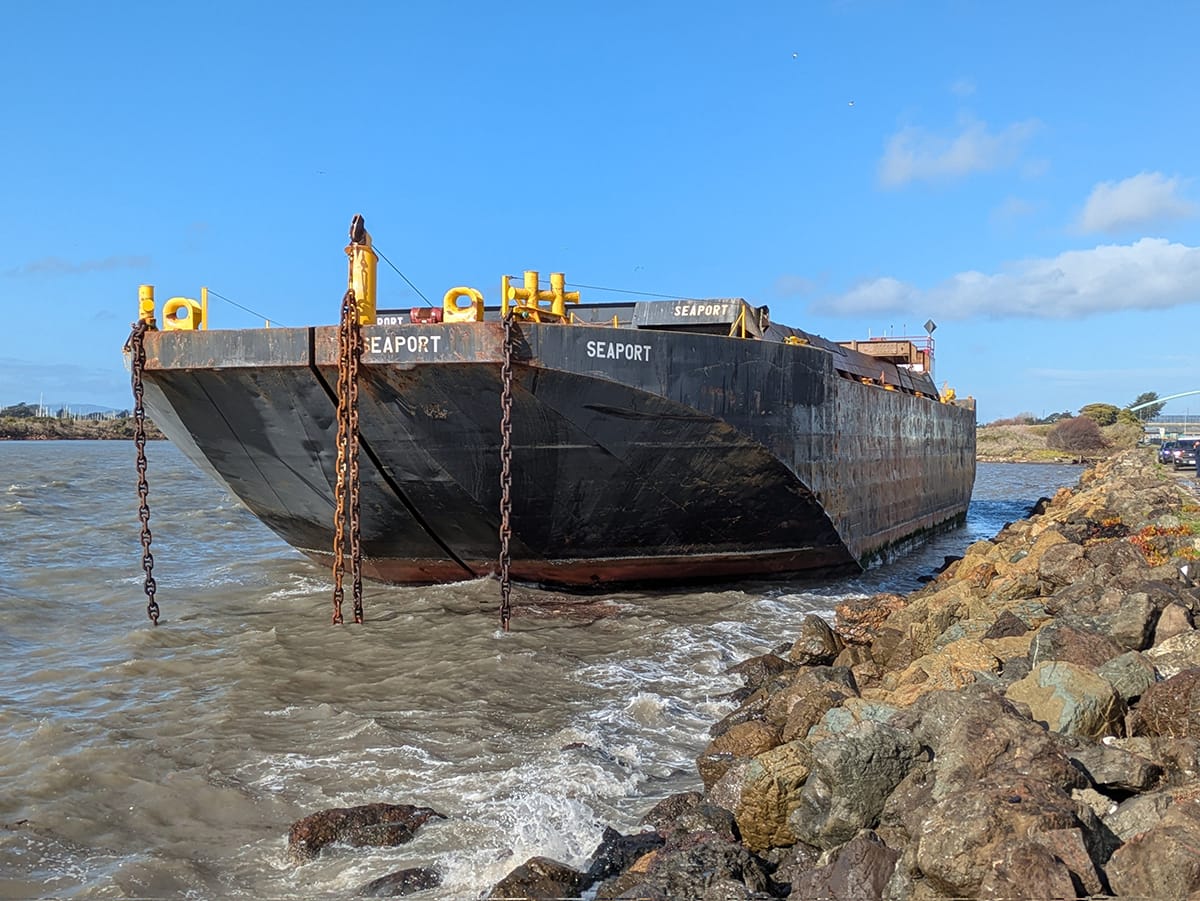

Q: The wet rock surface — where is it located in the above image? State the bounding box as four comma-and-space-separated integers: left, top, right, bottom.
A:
287, 803, 446, 863
483, 450, 1200, 899
357, 866, 441, 897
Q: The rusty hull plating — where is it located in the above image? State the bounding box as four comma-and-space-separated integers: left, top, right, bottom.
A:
137, 303, 976, 590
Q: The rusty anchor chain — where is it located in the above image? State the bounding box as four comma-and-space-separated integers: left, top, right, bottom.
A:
331, 287, 364, 624
498, 312, 516, 631
124, 319, 160, 625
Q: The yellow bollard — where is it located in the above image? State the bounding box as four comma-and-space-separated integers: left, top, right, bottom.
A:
162, 297, 204, 331
549, 272, 580, 318
138, 285, 157, 326
345, 216, 378, 326
443, 286, 485, 322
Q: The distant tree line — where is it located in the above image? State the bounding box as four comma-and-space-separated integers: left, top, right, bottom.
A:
986, 391, 1167, 454
1, 402, 131, 420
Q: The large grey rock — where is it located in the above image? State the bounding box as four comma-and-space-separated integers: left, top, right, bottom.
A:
877, 759, 936, 850
1027, 621, 1124, 669
716, 740, 812, 852
891, 685, 1086, 800
1096, 650, 1157, 702
1106, 590, 1159, 651
593, 832, 771, 900
1035, 540, 1088, 591
487, 856, 586, 901
1106, 796, 1200, 898
1102, 788, 1177, 841
1064, 739, 1162, 793
725, 653, 794, 695
358, 867, 441, 897
976, 840, 1079, 900
640, 791, 739, 845
583, 826, 665, 886
1004, 660, 1124, 739
1145, 632, 1200, 679
913, 776, 1088, 898
804, 696, 902, 744
1154, 603, 1194, 645
1128, 667, 1200, 738
789, 722, 921, 849
788, 614, 843, 666
789, 830, 899, 900
1107, 735, 1200, 786
764, 667, 858, 743
287, 803, 445, 863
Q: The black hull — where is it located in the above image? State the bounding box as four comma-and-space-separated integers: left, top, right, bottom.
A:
140, 320, 975, 588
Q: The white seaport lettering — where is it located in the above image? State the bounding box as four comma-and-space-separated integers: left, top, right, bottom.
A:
672, 302, 730, 317
367, 334, 444, 355
586, 340, 653, 362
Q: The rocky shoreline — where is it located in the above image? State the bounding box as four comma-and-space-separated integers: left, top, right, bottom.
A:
0, 417, 164, 441
470, 449, 1200, 899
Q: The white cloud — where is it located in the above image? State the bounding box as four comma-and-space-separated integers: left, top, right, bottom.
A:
1077, 172, 1196, 233
878, 118, 1039, 188
990, 196, 1036, 224
816, 238, 1200, 320
950, 77, 976, 97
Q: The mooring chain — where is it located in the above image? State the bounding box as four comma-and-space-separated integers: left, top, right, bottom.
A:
498, 312, 515, 631
331, 288, 364, 624
347, 295, 364, 624
124, 320, 160, 625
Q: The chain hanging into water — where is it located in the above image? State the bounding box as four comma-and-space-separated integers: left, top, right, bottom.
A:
124, 320, 160, 625
498, 312, 515, 631
331, 288, 364, 624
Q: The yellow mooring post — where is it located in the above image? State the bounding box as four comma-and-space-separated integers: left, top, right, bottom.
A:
505, 270, 574, 320
345, 216, 378, 325
138, 285, 157, 326
548, 272, 580, 318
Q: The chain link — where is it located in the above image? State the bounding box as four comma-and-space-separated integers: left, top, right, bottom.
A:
348, 297, 364, 624
499, 312, 515, 631
331, 289, 365, 623
124, 320, 160, 625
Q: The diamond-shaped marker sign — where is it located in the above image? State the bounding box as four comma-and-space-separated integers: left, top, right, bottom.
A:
924, 319, 937, 334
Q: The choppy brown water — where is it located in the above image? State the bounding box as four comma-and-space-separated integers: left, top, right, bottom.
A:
0, 441, 1081, 899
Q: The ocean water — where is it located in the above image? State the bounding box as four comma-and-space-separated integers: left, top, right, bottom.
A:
0, 442, 1081, 899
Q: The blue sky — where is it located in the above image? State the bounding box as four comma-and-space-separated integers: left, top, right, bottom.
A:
3, 0, 1199, 424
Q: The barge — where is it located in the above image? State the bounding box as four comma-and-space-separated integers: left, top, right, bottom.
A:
130, 220, 976, 589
